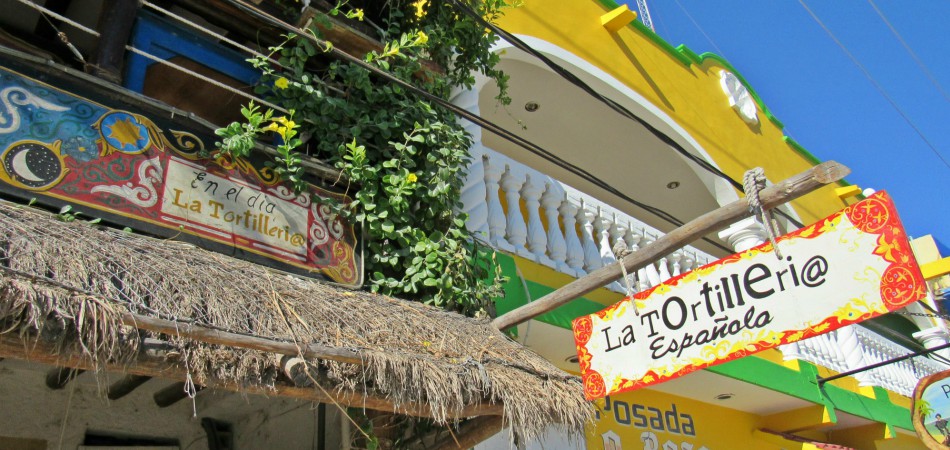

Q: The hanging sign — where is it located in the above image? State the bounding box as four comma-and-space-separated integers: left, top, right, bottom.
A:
913, 369, 950, 449
0, 60, 361, 286
573, 192, 924, 399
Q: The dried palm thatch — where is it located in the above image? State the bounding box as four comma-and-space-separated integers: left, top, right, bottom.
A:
0, 202, 592, 444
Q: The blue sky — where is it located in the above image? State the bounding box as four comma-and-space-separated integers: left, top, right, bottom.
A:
621, 1, 950, 253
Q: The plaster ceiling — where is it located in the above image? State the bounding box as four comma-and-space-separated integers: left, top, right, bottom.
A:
519, 320, 869, 423
477, 56, 731, 256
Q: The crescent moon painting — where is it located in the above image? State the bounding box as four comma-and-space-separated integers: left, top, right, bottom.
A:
0, 140, 68, 191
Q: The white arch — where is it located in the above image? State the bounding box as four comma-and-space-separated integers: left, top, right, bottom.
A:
484, 35, 740, 208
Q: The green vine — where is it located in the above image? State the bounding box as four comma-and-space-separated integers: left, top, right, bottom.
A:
217, 0, 514, 316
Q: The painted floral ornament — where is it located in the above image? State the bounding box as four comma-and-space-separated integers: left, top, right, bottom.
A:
719, 70, 758, 125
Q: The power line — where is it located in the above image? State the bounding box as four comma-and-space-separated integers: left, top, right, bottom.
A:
218, 0, 735, 253
671, 0, 726, 59
446, 0, 807, 230
798, 0, 950, 171
865, 0, 950, 103
13, 0, 734, 253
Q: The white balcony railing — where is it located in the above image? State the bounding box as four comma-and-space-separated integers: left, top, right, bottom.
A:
460, 145, 715, 295
782, 325, 947, 397
457, 139, 945, 399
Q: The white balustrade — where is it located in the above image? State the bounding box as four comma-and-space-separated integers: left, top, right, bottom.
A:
500, 166, 531, 259
463, 149, 715, 294
790, 325, 948, 397
521, 174, 551, 266
463, 143, 944, 399
559, 201, 585, 277
578, 205, 604, 273
482, 155, 509, 252
540, 183, 569, 273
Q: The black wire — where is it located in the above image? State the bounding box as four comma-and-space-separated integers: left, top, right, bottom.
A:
446, 0, 806, 230
222, 0, 735, 253
861, 319, 950, 366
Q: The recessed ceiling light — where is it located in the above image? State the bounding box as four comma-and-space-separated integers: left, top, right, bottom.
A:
667, 181, 680, 189
715, 393, 734, 401
524, 101, 540, 112
565, 355, 579, 364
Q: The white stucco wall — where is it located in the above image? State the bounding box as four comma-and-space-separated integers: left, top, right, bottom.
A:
0, 359, 341, 450
476, 426, 584, 450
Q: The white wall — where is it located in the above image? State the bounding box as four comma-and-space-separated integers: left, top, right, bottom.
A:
0, 359, 341, 450
476, 426, 584, 450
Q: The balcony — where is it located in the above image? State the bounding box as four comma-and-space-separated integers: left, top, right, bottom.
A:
460, 145, 715, 295
785, 325, 948, 397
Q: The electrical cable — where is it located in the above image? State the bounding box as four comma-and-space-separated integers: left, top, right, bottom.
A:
798, 0, 950, 171
15, 0, 734, 253
445, 0, 806, 230
221, 0, 735, 253
671, 0, 726, 59
866, 0, 950, 103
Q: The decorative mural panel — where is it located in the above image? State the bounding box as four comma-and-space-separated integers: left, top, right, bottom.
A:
0, 60, 361, 287
574, 192, 924, 399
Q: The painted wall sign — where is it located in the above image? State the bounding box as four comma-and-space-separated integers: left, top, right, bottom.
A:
0, 61, 361, 286
913, 369, 950, 449
585, 389, 754, 450
574, 192, 924, 399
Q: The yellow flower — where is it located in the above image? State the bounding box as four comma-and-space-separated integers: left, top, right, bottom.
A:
414, 30, 429, 46
274, 77, 289, 89
407, 173, 418, 183
347, 8, 364, 21
262, 122, 280, 133
413, 0, 428, 18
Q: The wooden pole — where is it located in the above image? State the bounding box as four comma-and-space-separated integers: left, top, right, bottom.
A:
154, 381, 204, 408
426, 415, 506, 450
88, 0, 139, 83
120, 311, 365, 365
492, 161, 850, 331
107, 374, 152, 400
0, 333, 503, 419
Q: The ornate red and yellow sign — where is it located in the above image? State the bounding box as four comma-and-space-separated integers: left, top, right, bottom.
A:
0, 62, 361, 286
573, 192, 924, 400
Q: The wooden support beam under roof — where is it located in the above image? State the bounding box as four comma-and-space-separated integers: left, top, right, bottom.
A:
45, 367, 84, 390
759, 405, 837, 434
154, 381, 205, 408
107, 374, 152, 400
0, 333, 503, 419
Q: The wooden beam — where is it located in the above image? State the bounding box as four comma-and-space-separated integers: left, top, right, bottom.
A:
426, 415, 506, 450
88, 0, 139, 83
921, 257, 950, 280
117, 311, 365, 365
154, 381, 205, 408
0, 333, 502, 419
107, 374, 152, 400
492, 161, 850, 330
759, 405, 836, 433
45, 367, 84, 390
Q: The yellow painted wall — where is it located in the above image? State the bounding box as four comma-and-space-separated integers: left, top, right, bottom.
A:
496, 1, 847, 227
588, 388, 784, 450
590, 388, 926, 450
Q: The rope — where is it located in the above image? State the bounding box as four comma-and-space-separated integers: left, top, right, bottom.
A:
743, 168, 782, 259
22, 0, 90, 63
611, 240, 639, 315
13, 0, 288, 115
123, 45, 288, 114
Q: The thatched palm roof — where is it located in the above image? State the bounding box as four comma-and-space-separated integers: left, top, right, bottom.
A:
0, 202, 591, 444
